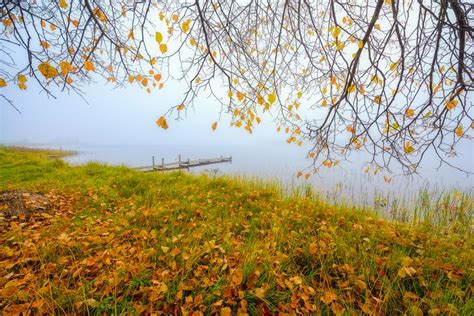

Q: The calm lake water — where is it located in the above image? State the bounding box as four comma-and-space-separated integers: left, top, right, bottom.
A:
28, 143, 473, 207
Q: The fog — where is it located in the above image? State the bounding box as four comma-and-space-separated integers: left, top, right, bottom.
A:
1, 75, 473, 203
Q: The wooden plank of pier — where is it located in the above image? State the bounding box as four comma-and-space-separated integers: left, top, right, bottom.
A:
134, 156, 232, 172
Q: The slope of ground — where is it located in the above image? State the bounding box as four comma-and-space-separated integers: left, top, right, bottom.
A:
0, 147, 472, 315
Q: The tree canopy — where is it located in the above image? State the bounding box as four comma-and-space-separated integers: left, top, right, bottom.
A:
1, 0, 472, 176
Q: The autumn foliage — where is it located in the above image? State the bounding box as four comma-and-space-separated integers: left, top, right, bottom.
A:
1, 148, 472, 314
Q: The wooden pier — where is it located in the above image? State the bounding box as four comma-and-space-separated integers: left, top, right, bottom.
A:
134, 155, 232, 172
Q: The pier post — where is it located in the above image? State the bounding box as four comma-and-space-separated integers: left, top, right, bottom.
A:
230, 156, 232, 164
178, 154, 181, 166
162, 158, 164, 172
152, 156, 155, 170
187, 158, 190, 171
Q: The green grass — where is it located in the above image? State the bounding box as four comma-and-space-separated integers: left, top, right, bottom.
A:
0, 146, 473, 315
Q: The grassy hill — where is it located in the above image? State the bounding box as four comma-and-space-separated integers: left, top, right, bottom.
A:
0, 147, 472, 315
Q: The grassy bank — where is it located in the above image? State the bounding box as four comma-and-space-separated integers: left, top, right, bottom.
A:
0, 147, 473, 315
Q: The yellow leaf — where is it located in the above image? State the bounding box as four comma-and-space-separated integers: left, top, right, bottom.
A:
445, 99, 458, 110
84, 60, 95, 72
40, 40, 50, 49
160, 283, 168, 293
320, 291, 337, 305
374, 95, 382, 104
156, 116, 169, 129
405, 108, 414, 118
177, 104, 185, 111
59, 61, 72, 75
268, 93, 277, 104
231, 269, 243, 285
398, 266, 416, 278
155, 31, 163, 43
455, 125, 463, 137
358, 40, 364, 49
172, 14, 178, 22
141, 78, 148, 87
221, 307, 232, 316
347, 84, 356, 94
154, 73, 161, 81
355, 279, 367, 290
390, 61, 398, 72
0, 78, 7, 87
160, 43, 168, 54
297, 90, 302, 98
332, 26, 341, 38
38, 62, 58, 79
211, 121, 218, 131
404, 141, 414, 154
255, 287, 266, 299
322, 86, 328, 94
17, 74, 27, 83
181, 19, 191, 33
94, 7, 107, 23
170, 248, 181, 257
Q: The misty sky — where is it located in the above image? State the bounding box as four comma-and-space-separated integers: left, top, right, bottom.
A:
1, 75, 283, 147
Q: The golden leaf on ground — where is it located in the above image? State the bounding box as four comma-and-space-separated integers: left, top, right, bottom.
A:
320, 291, 337, 305
309, 242, 317, 255
398, 266, 416, 278
255, 287, 266, 298
170, 247, 181, 257
221, 307, 232, 316
231, 269, 243, 286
